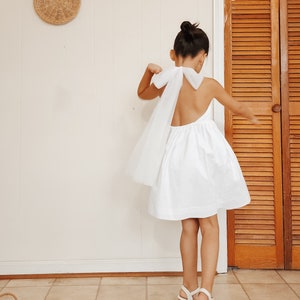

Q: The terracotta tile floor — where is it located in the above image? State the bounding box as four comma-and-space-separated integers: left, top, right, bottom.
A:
0, 269, 300, 299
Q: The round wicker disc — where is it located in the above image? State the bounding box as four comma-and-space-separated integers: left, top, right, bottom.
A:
34, 0, 81, 25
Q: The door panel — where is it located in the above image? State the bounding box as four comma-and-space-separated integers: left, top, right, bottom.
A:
225, 0, 284, 268
281, 0, 300, 269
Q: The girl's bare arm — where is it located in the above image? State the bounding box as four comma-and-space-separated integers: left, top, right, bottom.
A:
137, 64, 164, 100
212, 79, 258, 124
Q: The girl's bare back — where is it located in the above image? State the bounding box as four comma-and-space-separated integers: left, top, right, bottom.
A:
171, 77, 213, 126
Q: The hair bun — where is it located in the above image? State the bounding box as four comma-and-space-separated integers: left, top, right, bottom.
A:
181, 21, 193, 32
180, 21, 197, 42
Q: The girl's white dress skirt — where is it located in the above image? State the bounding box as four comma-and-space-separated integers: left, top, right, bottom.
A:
148, 109, 251, 220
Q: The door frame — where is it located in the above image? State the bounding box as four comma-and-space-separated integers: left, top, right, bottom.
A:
213, 0, 228, 273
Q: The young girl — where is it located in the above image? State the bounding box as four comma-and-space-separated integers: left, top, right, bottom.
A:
128, 21, 258, 300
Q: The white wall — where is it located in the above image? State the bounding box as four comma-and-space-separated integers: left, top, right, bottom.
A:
0, 0, 226, 275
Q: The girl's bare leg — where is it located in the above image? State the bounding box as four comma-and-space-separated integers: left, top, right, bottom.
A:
198, 215, 219, 299
179, 218, 200, 298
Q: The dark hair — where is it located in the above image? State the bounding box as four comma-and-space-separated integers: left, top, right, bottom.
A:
173, 21, 209, 58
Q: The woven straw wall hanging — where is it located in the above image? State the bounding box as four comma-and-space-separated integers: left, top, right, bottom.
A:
34, 0, 81, 25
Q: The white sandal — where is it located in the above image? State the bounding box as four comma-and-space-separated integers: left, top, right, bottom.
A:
178, 285, 201, 300
199, 288, 214, 300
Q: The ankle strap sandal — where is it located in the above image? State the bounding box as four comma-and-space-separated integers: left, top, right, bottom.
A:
178, 285, 201, 300
199, 288, 214, 300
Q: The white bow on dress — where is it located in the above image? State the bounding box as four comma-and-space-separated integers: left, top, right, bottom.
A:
127, 66, 206, 186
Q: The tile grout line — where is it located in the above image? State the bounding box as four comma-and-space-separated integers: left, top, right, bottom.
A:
0, 280, 8, 293
94, 277, 102, 300
43, 278, 56, 299
43, 285, 53, 300
231, 270, 251, 300
146, 277, 148, 300
275, 270, 288, 284
275, 271, 300, 299
287, 284, 300, 300
2, 280, 10, 290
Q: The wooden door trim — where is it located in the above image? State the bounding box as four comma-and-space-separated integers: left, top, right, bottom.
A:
224, 0, 235, 266
280, 0, 292, 269
271, 0, 285, 269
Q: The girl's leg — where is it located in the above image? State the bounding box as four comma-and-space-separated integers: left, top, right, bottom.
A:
198, 215, 219, 298
179, 218, 200, 298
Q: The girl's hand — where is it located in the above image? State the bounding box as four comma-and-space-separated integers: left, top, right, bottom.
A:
147, 63, 163, 74
137, 63, 163, 100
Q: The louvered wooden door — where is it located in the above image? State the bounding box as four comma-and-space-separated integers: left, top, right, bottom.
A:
225, 0, 300, 269
225, 0, 284, 268
281, 0, 300, 269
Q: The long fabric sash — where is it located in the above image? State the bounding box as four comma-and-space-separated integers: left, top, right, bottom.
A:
127, 66, 205, 186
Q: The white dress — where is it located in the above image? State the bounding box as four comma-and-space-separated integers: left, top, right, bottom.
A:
148, 108, 251, 220
128, 66, 250, 220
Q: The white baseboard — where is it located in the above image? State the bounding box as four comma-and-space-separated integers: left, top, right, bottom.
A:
0, 258, 227, 275
0, 258, 182, 275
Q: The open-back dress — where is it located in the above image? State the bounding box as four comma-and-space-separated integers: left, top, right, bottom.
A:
128, 66, 250, 221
